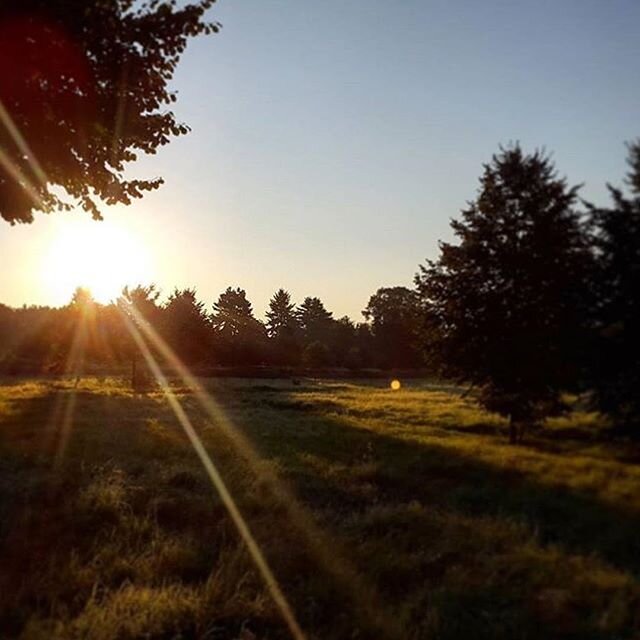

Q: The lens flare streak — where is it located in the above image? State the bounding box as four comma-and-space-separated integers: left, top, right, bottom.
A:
0, 99, 47, 185
123, 302, 401, 639
121, 310, 306, 640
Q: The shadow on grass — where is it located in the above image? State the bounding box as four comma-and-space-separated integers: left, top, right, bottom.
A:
244, 397, 640, 581
2, 384, 640, 639
0, 388, 406, 639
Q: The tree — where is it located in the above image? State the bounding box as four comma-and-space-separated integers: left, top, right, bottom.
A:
212, 287, 256, 337
118, 284, 163, 388
65, 287, 97, 375
588, 140, 640, 427
362, 286, 423, 369
120, 284, 162, 325
297, 297, 333, 347
0, 1, 218, 224
353, 322, 375, 369
211, 287, 267, 365
163, 288, 212, 365
266, 289, 301, 365
0, 305, 61, 374
266, 289, 298, 338
415, 145, 592, 442
0, 305, 13, 361
329, 316, 358, 368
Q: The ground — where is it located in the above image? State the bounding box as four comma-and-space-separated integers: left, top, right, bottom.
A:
1, 377, 640, 639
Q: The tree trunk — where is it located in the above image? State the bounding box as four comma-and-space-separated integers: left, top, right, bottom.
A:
131, 355, 137, 391
509, 417, 517, 444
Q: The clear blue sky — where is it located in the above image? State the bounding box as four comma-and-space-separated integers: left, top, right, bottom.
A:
2, 0, 639, 320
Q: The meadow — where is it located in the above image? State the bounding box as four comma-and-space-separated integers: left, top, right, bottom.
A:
1, 377, 640, 639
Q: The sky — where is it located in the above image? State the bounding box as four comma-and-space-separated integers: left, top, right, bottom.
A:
1, 0, 639, 320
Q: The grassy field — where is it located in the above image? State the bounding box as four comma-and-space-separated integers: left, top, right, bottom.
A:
1, 377, 640, 639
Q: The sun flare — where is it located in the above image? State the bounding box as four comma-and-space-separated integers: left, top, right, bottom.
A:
43, 219, 154, 304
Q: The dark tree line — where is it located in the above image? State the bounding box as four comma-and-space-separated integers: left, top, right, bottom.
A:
416, 141, 640, 439
2, 140, 638, 441
0, 284, 424, 375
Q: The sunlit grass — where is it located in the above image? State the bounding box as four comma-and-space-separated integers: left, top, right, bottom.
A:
1, 377, 640, 638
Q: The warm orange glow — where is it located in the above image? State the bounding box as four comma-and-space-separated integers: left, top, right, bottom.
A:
120, 308, 307, 640
390, 379, 401, 391
42, 218, 154, 304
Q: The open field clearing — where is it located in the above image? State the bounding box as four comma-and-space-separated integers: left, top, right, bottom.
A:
1, 378, 640, 639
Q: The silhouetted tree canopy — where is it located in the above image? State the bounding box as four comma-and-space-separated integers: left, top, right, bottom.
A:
118, 284, 163, 387
0, 0, 218, 223
266, 289, 301, 365
212, 287, 267, 365
163, 288, 211, 364
266, 289, 298, 338
329, 316, 358, 368
588, 140, 640, 427
416, 145, 593, 441
363, 286, 423, 369
212, 287, 258, 337
297, 297, 333, 347
120, 284, 162, 323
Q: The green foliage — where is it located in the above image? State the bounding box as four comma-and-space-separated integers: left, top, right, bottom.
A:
588, 141, 640, 427
211, 287, 268, 365
296, 297, 333, 346
266, 289, 301, 365
0, 1, 218, 223
266, 289, 298, 339
363, 286, 423, 369
212, 287, 258, 337
416, 145, 593, 436
162, 288, 211, 364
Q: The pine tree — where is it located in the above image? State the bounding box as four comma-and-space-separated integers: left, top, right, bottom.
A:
416, 145, 592, 442
163, 288, 212, 365
589, 140, 640, 427
211, 287, 267, 365
296, 297, 333, 346
266, 289, 298, 338
118, 284, 163, 389
266, 289, 301, 366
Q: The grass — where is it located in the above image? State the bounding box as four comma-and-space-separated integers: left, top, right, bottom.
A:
1, 377, 640, 639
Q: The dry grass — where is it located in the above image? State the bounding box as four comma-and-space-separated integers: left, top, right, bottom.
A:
1, 377, 640, 639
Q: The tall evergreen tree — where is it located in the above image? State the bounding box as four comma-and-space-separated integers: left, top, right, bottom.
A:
296, 297, 333, 346
266, 289, 301, 365
118, 284, 163, 388
212, 287, 257, 337
416, 145, 592, 442
163, 288, 212, 364
589, 140, 640, 427
266, 289, 298, 338
211, 287, 267, 365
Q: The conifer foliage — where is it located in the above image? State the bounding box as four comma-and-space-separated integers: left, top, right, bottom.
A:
588, 141, 640, 427
416, 146, 593, 441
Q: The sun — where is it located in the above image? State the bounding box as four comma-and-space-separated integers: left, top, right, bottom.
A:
43, 218, 154, 304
